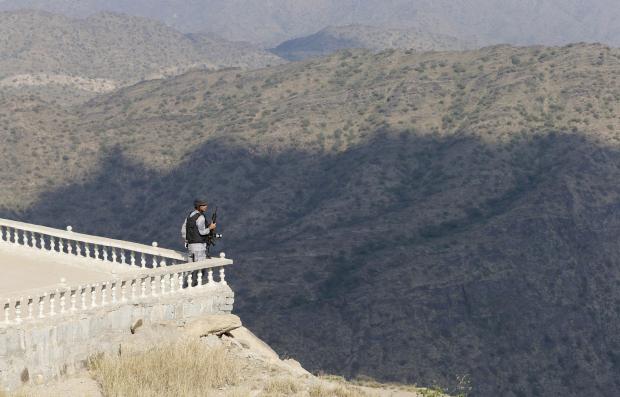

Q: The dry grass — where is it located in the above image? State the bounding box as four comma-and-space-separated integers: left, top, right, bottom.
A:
0, 391, 31, 397
262, 378, 301, 395
89, 338, 241, 397
321, 374, 451, 396
308, 384, 368, 397
259, 377, 368, 397
224, 387, 252, 397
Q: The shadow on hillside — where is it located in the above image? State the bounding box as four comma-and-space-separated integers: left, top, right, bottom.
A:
5, 130, 620, 397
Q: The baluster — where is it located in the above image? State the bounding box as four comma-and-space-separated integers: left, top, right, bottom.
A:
160, 258, 167, 267
141, 277, 147, 298
150, 277, 158, 297
111, 282, 117, 304
140, 254, 146, 268
50, 236, 57, 252
94, 244, 100, 260
131, 280, 137, 300
160, 275, 166, 295
187, 272, 194, 289
80, 286, 87, 310
38, 296, 45, 318
178, 272, 184, 290
102, 247, 109, 262
0, 226, 4, 242
197, 270, 203, 288
130, 251, 136, 266
29, 231, 35, 247
70, 289, 77, 312
60, 290, 66, 314
120, 250, 126, 265
121, 281, 128, 302
14, 299, 22, 323
152, 255, 159, 268
219, 267, 227, 285
27, 297, 33, 320
101, 283, 107, 306
4, 299, 11, 325
12, 228, 18, 244
85, 243, 91, 258
4, 300, 9, 324
49, 291, 56, 316
208, 269, 214, 284
39, 233, 45, 250
59, 239, 65, 253
91, 284, 98, 308
169, 274, 176, 293
67, 240, 73, 255
76, 241, 82, 257
111, 248, 117, 263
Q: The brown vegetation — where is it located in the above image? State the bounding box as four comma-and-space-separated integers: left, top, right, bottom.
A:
89, 340, 240, 396
0, 10, 283, 103
4, 43, 620, 396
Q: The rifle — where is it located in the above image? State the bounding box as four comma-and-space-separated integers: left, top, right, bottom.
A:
206, 207, 222, 257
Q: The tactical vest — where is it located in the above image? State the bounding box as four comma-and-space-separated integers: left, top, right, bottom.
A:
186, 212, 208, 244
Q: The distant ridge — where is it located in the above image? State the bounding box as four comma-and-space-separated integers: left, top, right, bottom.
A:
0, 9, 284, 97
0, 0, 619, 47
271, 24, 474, 61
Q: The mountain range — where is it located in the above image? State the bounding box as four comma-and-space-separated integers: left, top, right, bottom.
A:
271, 25, 474, 61
2, 43, 620, 396
0, 0, 619, 47
0, 10, 283, 103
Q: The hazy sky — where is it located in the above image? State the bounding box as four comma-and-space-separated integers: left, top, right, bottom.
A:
0, 0, 618, 46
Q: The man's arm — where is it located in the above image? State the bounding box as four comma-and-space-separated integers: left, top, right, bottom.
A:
196, 214, 209, 236
196, 214, 216, 235
181, 218, 187, 240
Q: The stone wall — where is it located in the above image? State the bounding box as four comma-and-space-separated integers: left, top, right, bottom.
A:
0, 284, 234, 391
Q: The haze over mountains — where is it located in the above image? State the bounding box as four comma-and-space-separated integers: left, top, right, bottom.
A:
271, 25, 474, 61
2, 1, 620, 396
3, 41, 620, 396
0, 10, 282, 103
0, 0, 619, 47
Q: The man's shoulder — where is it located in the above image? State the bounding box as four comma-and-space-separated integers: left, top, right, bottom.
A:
192, 211, 207, 219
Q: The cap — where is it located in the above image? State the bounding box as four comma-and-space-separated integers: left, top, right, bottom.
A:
194, 199, 208, 208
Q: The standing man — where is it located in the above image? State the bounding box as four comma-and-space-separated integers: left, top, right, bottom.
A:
181, 199, 216, 262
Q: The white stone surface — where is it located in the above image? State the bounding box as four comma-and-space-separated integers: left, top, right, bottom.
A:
0, 246, 123, 296
0, 285, 235, 391
0, 218, 236, 392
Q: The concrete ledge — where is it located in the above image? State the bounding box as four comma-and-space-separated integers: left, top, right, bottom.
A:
0, 284, 234, 391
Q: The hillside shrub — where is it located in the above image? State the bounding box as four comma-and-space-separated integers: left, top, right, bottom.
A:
89, 340, 241, 396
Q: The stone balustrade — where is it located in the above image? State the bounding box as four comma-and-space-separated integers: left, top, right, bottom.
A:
0, 218, 186, 268
1, 258, 232, 327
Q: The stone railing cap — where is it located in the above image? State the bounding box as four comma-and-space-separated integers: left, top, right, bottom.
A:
0, 257, 232, 302
0, 218, 185, 261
